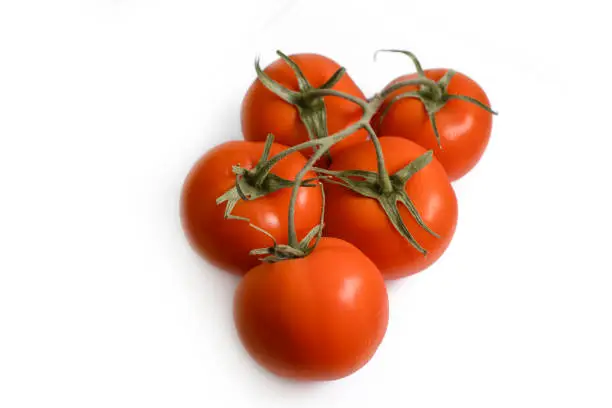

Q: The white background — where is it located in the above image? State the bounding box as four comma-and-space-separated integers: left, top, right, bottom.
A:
1, 0, 611, 406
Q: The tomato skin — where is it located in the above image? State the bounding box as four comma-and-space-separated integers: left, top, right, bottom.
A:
180, 141, 322, 275
241, 53, 368, 161
324, 137, 458, 279
376, 69, 492, 181
234, 238, 389, 381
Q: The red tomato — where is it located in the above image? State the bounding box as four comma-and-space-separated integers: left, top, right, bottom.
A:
376, 69, 493, 181
234, 237, 389, 381
241, 53, 367, 162
180, 141, 322, 275
324, 137, 458, 279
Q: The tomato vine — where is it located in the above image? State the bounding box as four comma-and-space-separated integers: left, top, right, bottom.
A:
216, 50, 465, 260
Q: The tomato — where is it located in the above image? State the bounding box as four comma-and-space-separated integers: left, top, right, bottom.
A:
180, 141, 322, 275
234, 237, 388, 381
324, 137, 458, 279
241, 53, 368, 163
376, 69, 493, 181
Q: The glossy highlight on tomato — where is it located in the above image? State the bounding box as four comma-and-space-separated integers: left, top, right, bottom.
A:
180, 141, 322, 275
234, 237, 389, 381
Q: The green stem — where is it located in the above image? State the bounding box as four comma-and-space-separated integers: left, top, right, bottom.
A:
254, 139, 325, 181
287, 149, 326, 247
375, 50, 443, 101
381, 78, 437, 98
426, 82, 444, 101
305, 88, 369, 111
285, 120, 372, 246
299, 106, 329, 157
254, 97, 383, 183
374, 49, 425, 76
286, 95, 384, 248
365, 124, 393, 194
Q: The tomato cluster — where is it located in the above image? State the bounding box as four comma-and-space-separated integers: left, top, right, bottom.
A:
181, 50, 495, 381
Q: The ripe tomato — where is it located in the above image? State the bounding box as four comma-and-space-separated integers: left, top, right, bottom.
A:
241, 53, 368, 162
234, 237, 388, 381
324, 137, 458, 279
180, 141, 322, 275
376, 69, 493, 181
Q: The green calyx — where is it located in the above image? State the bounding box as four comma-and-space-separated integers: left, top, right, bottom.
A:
215, 133, 327, 263
216, 134, 317, 222
376, 49, 498, 147
255, 51, 348, 159
316, 150, 439, 255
